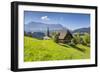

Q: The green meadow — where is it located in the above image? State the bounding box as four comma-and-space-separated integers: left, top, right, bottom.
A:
24, 36, 90, 62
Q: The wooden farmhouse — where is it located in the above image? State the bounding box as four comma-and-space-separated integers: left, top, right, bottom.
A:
58, 30, 73, 43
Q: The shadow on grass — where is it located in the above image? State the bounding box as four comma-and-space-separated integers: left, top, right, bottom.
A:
59, 43, 85, 53
55, 42, 86, 53
70, 44, 85, 53
58, 43, 71, 48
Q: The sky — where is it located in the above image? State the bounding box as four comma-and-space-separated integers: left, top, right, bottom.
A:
24, 11, 90, 30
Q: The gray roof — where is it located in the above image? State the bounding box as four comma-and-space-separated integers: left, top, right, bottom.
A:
58, 31, 67, 39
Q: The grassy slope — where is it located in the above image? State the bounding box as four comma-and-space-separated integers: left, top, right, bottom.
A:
24, 36, 90, 62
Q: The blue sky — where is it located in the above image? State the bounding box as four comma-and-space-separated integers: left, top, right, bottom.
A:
24, 11, 90, 30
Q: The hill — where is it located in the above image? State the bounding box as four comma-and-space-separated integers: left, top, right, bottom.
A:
24, 36, 90, 62
72, 27, 90, 34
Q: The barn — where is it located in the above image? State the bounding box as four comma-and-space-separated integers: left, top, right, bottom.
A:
58, 30, 73, 43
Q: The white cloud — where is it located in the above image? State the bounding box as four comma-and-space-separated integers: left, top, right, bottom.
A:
41, 16, 50, 21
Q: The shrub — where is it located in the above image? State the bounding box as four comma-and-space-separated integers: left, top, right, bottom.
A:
53, 32, 60, 43
81, 33, 90, 46
72, 32, 81, 44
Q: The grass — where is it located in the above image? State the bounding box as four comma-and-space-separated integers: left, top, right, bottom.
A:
24, 36, 90, 62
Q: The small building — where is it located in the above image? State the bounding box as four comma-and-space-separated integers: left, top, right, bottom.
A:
58, 30, 73, 43
43, 36, 50, 40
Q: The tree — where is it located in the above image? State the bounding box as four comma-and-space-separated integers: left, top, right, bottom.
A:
47, 27, 50, 37
76, 32, 81, 44
81, 33, 90, 46
27, 32, 32, 37
24, 31, 27, 36
71, 33, 90, 47
51, 32, 56, 38
71, 38, 76, 45
72, 32, 81, 44
53, 33, 60, 43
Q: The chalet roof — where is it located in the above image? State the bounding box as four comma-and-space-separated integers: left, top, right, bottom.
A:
58, 31, 67, 39
58, 30, 73, 39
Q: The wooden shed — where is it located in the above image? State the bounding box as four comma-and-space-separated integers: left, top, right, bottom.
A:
58, 30, 73, 43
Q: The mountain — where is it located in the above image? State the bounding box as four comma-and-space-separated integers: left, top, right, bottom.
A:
25, 21, 66, 32
72, 27, 90, 34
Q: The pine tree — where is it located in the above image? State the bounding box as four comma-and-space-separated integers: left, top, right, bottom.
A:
47, 27, 50, 37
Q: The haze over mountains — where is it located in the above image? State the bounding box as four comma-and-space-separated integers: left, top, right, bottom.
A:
25, 21, 90, 34
25, 21, 66, 32
72, 27, 90, 34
